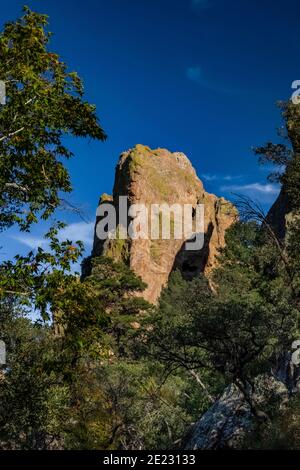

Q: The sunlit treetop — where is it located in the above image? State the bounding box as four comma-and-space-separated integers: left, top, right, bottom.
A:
0, 6, 107, 231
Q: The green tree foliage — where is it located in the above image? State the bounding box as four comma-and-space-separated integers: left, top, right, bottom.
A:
282, 102, 300, 208
0, 7, 106, 231
66, 360, 192, 450
2, 6, 300, 451
0, 252, 155, 449
148, 219, 299, 419
243, 396, 300, 449
254, 101, 300, 209
0, 222, 85, 321
145, 100, 300, 425
78, 256, 150, 356
144, 272, 225, 409
60, 261, 196, 450
0, 300, 70, 449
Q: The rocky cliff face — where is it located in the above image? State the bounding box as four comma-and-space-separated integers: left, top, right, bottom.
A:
90, 144, 237, 303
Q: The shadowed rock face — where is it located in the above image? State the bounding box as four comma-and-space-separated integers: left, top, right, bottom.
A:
90, 144, 237, 303
266, 189, 292, 239
266, 103, 300, 240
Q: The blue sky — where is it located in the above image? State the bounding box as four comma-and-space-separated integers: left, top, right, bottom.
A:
1, 0, 299, 263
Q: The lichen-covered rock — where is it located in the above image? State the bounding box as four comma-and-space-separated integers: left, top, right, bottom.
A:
91, 144, 237, 303
184, 375, 289, 450
183, 351, 300, 451
184, 384, 252, 450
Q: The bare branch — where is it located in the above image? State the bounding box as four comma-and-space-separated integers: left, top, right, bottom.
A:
0, 289, 30, 296
234, 194, 295, 293
58, 198, 90, 223
0, 127, 24, 142
4, 182, 29, 193
188, 369, 216, 403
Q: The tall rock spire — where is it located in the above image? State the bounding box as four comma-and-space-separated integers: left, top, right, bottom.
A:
89, 144, 237, 303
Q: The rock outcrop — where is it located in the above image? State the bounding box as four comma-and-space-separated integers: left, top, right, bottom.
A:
266, 189, 292, 239
90, 145, 237, 303
183, 377, 288, 450
184, 353, 300, 450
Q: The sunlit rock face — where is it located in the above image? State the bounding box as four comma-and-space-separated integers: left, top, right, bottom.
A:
90, 144, 237, 303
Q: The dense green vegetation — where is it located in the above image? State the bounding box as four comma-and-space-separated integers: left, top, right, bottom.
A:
242, 396, 300, 449
0, 7, 300, 450
0, 6, 106, 231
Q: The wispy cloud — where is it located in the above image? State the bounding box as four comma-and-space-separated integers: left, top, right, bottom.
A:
221, 183, 279, 200
202, 174, 243, 182
186, 66, 204, 84
11, 235, 47, 250
12, 221, 94, 251
191, 0, 215, 10
222, 183, 278, 194
185, 65, 237, 94
59, 222, 94, 245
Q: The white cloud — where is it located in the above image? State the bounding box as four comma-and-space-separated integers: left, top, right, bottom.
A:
58, 221, 94, 245
12, 221, 94, 250
220, 183, 279, 203
202, 174, 243, 182
221, 183, 279, 195
11, 235, 46, 250
202, 173, 218, 182
223, 175, 242, 182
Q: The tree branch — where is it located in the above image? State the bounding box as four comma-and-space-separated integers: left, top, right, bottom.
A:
0, 127, 24, 142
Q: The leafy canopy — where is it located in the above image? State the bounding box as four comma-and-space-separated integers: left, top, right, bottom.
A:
0, 6, 106, 231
